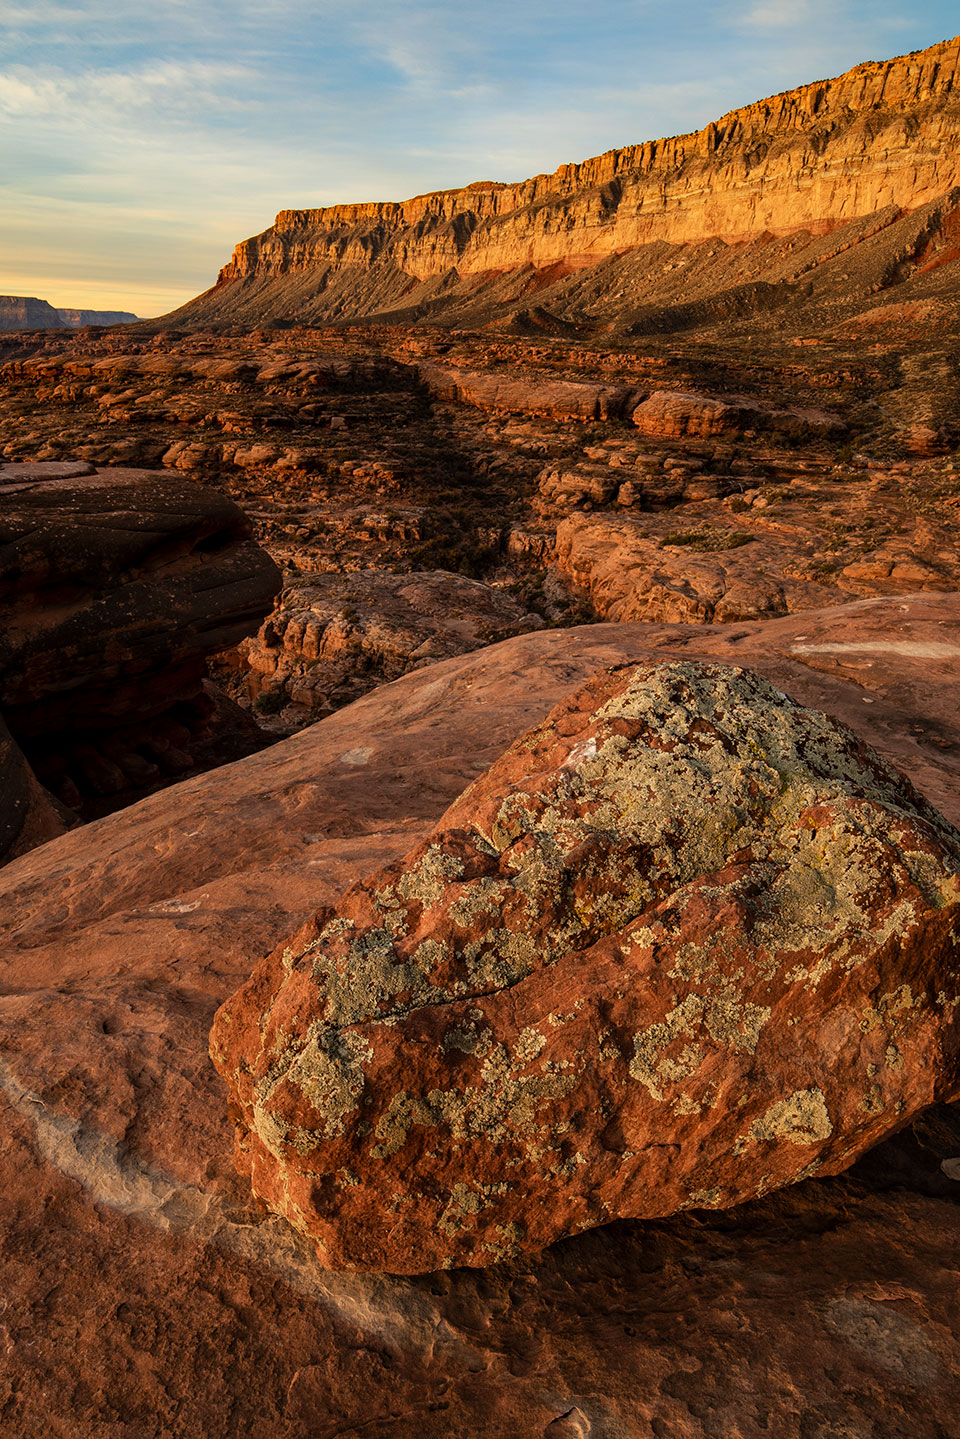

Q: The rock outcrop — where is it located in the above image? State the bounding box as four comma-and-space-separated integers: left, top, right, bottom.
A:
631, 390, 844, 441
211, 660, 960, 1273
0, 461, 280, 831
175, 36, 960, 328
0, 299, 138, 332
217, 568, 543, 722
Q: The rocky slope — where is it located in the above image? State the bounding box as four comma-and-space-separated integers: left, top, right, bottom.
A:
175, 35, 960, 330
2, 603, 960, 1432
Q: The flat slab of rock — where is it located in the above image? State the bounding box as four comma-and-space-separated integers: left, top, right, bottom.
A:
419, 362, 640, 421
3, 597, 960, 1430
0, 459, 96, 484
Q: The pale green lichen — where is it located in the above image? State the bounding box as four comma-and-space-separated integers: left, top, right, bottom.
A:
749, 1087, 833, 1147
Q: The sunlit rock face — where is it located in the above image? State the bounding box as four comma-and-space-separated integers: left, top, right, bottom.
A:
212, 661, 960, 1273
180, 36, 960, 329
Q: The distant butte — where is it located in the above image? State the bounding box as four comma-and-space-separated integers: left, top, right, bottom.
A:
0, 296, 138, 332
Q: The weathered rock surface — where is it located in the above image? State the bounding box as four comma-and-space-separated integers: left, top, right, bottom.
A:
419, 363, 640, 422
2, 602, 960, 1430
0, 461, 280, 825
631, 389, 844, 441
211, 661, 960, 1273
217, 568, 543, 721
555, 488, 960, 623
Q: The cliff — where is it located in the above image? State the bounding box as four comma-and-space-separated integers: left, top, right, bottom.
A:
56, 309, 138, 327
0, 300, 138, 332
174, 34, 960, 330
0, 297, 66, 332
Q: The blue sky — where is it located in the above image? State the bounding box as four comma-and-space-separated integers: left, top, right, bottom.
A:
0, 1, 956, 317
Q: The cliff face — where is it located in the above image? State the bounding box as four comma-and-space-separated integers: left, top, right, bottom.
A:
0, 297, 65, 332
0, 300, 138, 332
206, 36, 960, 310
56, 309, 138, 327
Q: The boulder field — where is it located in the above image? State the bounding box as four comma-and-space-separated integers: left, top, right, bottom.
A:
1, 597, 960, 1433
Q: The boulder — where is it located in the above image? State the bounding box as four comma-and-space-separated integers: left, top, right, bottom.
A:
211, 661, 960, 1273
632, 390, 844, 441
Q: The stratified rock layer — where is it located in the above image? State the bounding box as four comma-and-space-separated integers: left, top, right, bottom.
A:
211, 661, 960, 1272
179, 36, 960, 328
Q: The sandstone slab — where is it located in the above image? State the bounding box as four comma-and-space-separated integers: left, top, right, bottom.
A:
419, 363, 639, 421
3, 601, 960, 1431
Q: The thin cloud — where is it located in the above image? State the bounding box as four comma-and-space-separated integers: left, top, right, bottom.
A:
0, 0, 956, 311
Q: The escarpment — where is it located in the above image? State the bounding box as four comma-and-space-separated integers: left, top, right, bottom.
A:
177, 35, 960, 329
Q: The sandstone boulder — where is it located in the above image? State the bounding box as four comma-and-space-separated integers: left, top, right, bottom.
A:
631, 390, 844, 441
212, 661, 960, 1273
4, 608, 960, 1430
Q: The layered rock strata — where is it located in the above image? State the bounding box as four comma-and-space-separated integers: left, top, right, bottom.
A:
184, 36, 960, 328
211, 660, 960, 1272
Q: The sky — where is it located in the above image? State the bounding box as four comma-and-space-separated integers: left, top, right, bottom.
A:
0, 1, 956, 318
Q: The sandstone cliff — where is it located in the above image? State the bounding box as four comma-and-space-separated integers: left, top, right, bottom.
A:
178, 35, 960, 328
0, 299, 138, 332
56, 308, 138, 327
0, 296, 66, 331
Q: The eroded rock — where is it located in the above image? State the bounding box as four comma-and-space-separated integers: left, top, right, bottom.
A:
211, 661, 960, 1272
0, 462, 280, 825
215, 568, 544, 723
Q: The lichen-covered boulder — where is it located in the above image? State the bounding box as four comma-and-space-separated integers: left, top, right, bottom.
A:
210, 662, 960, 1273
